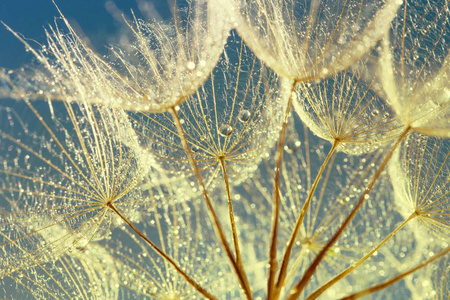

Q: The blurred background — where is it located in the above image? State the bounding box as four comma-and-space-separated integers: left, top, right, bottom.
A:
0, 0, 172, 69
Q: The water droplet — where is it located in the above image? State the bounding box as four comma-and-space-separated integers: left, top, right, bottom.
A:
187, 61, 196, 70
238, 110, 251, 122
286, 139, 301, 152
219, 124, 233, 137
191, 145, 199, 152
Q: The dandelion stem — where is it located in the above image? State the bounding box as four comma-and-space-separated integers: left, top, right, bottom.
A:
107, 203, 217, 300
170, 107, 253, 300
286, 126, 412, 300
339, 246, 450, 300
283, 246, 311, 288
274, 139, 339, 297
306, 212, 418, 300
267, 80, 296, 299
219, 157, 248, 287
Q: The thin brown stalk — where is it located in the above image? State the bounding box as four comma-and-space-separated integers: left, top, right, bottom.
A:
267, 80, 297, 299
170, 107, 253, 300
286, 126, 412, 300
339, 246, 450, 300
219, 157, 248, 284
107, 203, 217, 300
274, 139, 339, 298
306, 212, 418, 300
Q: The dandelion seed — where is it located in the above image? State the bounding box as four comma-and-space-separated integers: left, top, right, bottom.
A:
0, 0, 231, 113
238, 121, 401, 298
225, 0, 402, 81
109, 201, 236, 299
293, 48, 404, 155
0, 101, 149, 278
1, 233, 119, 300
129, 35, 285, 186
379, 0, 450, 137
389, 133, 450, 240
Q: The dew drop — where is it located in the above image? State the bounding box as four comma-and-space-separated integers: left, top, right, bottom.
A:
191, 145, 199, 152
286, 139, 301, 152
187, 61, 196, 70
238, 110, 251, 122
219, 124, 233, 137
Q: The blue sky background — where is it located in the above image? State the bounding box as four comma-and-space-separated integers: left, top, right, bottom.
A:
0, 0, 171, 69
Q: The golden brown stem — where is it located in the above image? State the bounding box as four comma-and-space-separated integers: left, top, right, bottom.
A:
286, 126, 412, 300
274, 139, 339, 298
107, 203, 217, 300
267, 80, 297, 299
306, 212, 417, 300
170, 107, 253, 300
339, 246, 450, 300
219, 157, 248, 286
